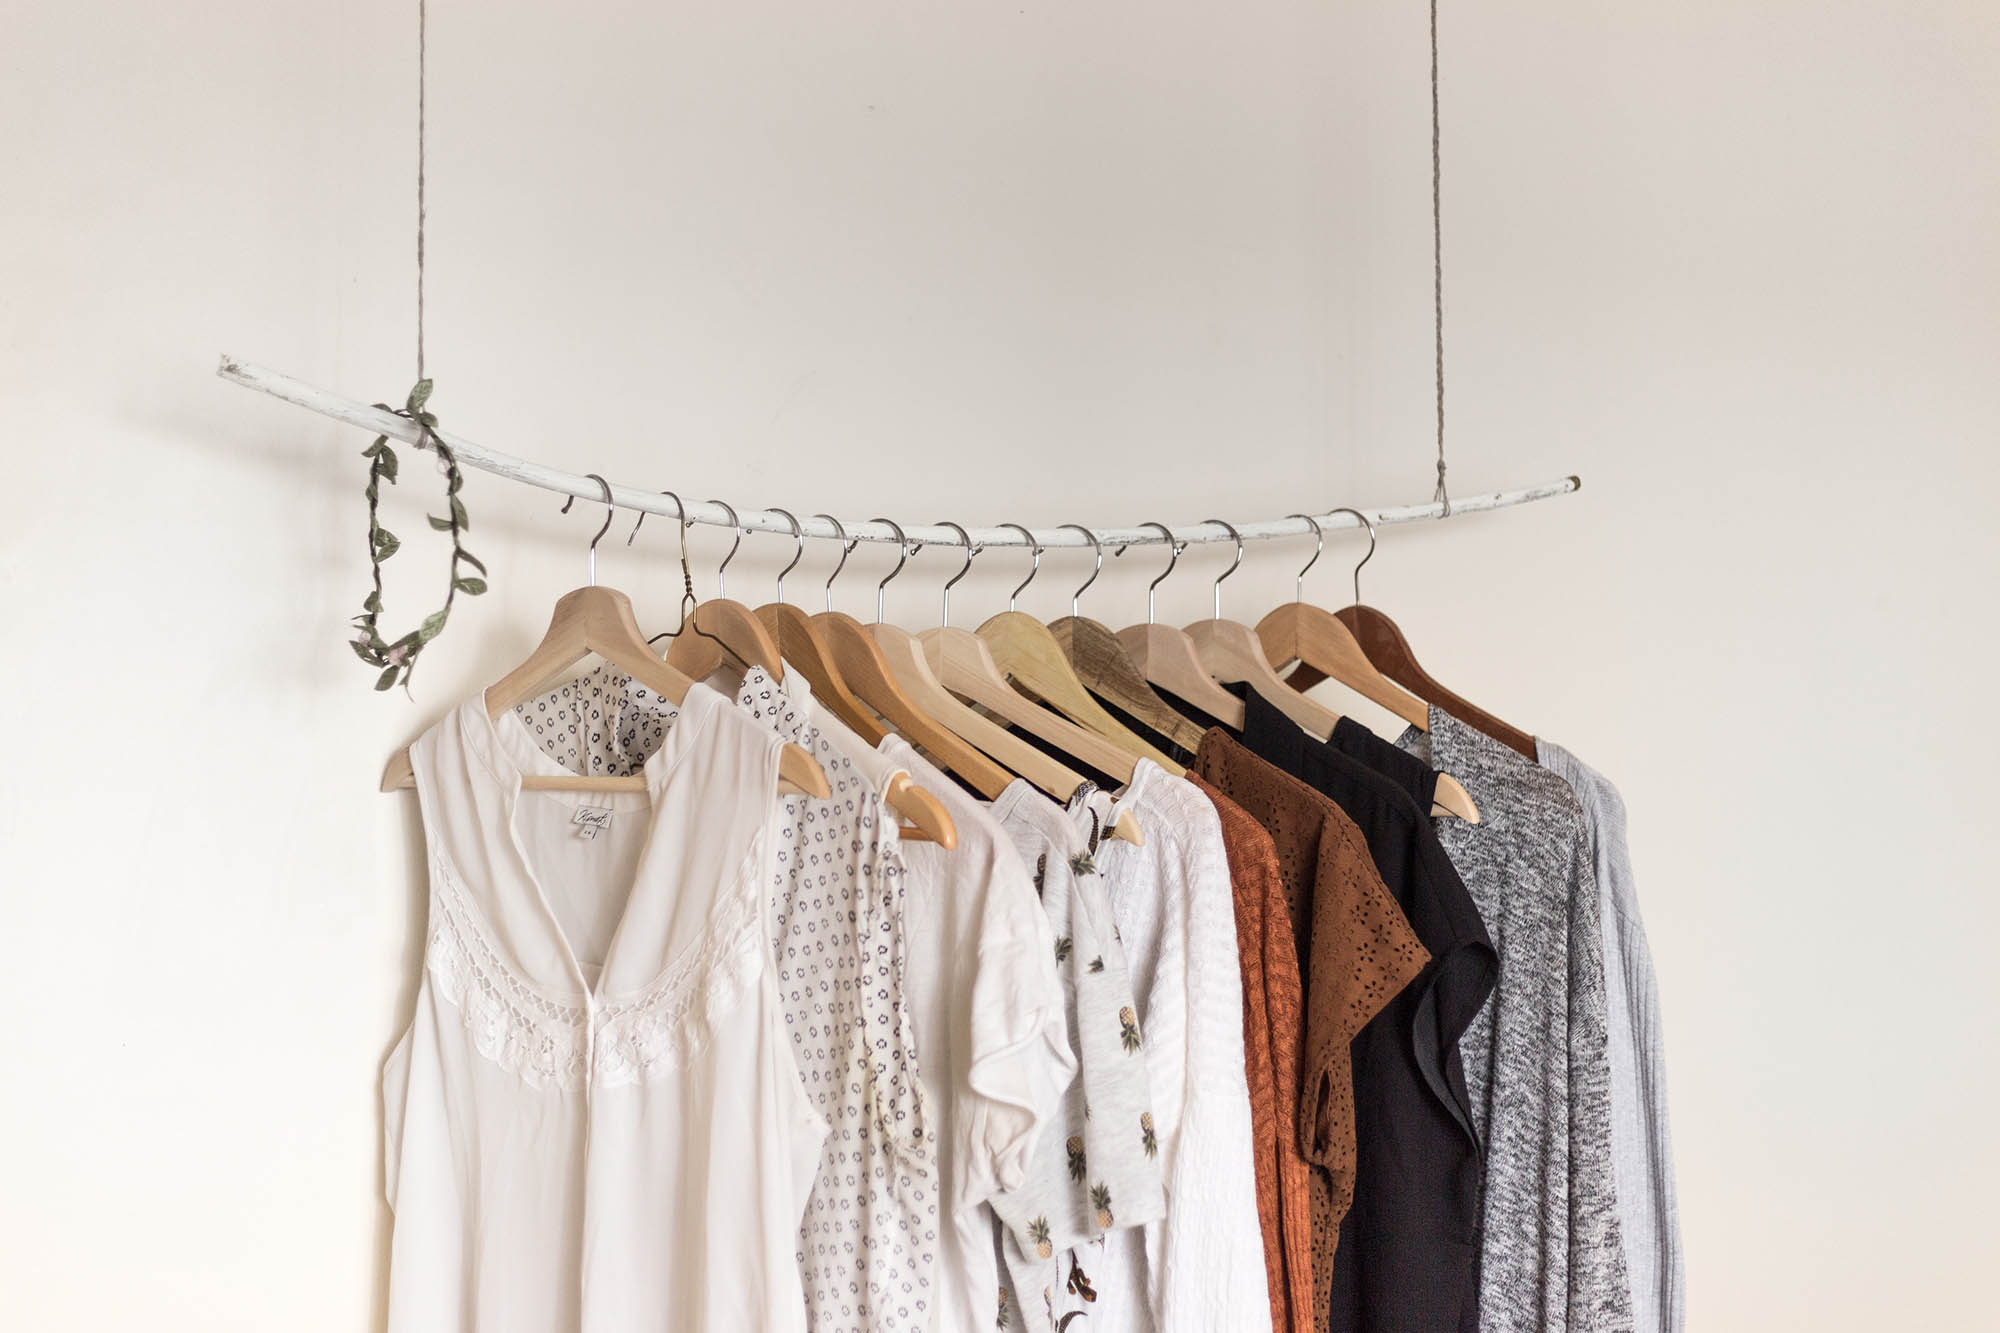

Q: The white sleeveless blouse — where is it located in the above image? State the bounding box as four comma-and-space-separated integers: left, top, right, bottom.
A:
382, 685, 829, 1332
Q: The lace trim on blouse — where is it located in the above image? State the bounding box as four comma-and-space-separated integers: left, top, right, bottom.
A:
425, 848, 766, 1091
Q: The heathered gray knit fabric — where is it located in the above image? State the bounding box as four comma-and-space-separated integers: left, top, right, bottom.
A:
1536, 739, 1682, 1333
1399, 708, 1632, 1333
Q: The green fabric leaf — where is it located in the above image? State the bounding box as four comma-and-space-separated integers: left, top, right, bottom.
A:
428, 514, 454, 531
450, 496, 469, 531
453, 577, 487, 596
350, 639, 381, 664
377, 446, 399, 483
418, 609, 449, 643
363, 590, 382, 614
374, 530, 400, 559
375, 666, 401, 691
407, 379, 433, 412
457, 549, 487, 575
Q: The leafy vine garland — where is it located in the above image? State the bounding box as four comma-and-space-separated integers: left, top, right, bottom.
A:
349, 380, 487, 691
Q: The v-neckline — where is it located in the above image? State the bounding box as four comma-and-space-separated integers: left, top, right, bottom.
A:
468, 683, 716, 1005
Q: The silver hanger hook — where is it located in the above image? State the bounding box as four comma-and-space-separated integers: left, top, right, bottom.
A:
1204, 518, 1243, 620
1325, 507, 1376, 606
769, 507, 803, 605
998, 522, 1042, 612
1113, 521, 1182, 624
1286, 513, 1324, 603
1057, 524, 1102, 617
709, 499, 743, 600
626, 489, 696, 603
871, 517, 919, 624
815, 513, 856, 615
558, 473, 616, 586
936, 521, 980, 627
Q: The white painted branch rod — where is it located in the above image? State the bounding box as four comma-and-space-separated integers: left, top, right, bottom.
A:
218, 355, 1579, 548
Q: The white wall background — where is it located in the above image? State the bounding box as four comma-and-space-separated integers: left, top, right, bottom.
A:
4, 1, 1995, 1327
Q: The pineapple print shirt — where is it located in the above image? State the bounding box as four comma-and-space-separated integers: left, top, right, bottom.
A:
985, 782, 1165, 1333
512, 664, 939, 1332
1074, 762, 1273, 1333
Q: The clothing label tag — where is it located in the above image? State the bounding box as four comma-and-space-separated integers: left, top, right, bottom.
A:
572, 805, 613, 840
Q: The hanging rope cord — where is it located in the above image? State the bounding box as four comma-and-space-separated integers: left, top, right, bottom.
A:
1429, 0, 1450, 514
416, 0, 428, 381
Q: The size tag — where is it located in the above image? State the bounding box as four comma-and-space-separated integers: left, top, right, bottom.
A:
572, 806, 613, 840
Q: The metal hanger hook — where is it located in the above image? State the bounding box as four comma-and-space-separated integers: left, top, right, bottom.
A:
1325, 507, 1376, 606
709, 499, 743, 600
1286, 513, 1324, 603
1204, 518, 1244, 620
769, 507, 803, 606
1057, 524, 1102, 618
558, 473, 616, 586
998, 522, 1041, 612
871, 517, 919, 624
936, 521, 980, 627
815, 513, 856, 615
1113, 521, 1181, 624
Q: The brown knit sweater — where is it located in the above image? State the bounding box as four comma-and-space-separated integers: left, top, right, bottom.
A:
1190, 776, 1315, 1333
1193, 730, 1430, 1333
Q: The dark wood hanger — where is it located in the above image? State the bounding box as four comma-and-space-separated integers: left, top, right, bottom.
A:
1301, 604, 1536, 759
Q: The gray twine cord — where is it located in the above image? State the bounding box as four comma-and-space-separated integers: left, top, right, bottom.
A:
1430, 0, 1450, 514
416, 0, 428, 381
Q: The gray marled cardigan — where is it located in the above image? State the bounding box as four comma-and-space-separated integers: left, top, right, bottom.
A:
1400, 709, 1633, 1333
1537, 739, 1683, 1333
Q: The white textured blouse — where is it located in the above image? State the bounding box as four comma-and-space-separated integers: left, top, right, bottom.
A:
382, 686, 828, 1332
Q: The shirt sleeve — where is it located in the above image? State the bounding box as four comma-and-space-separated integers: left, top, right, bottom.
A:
1149, 803, 1275, 1333
1563, 832, 1637, 1331
960, 829, 1077, 1207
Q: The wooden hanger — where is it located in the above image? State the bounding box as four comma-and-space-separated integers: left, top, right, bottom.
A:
1184, 519, 1342, 737
1112, 522, 1247, 730
1253, 513, 1479, 822
381, 481, 826, 798
863, 521, 1142, 844
1043, 523, 1207, 753
1276, 511, 1537, 759
748, 511, 954, 846
654, 498, 788, 683
808, 519, 1019, 804
641, 503, 952, 844
973, 524, 1185, 774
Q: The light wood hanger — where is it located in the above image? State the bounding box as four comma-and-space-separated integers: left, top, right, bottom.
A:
864, 521, 1142, 844
1182, 518, 1340, 736
1277, 511, 1537, 759
808, 518, 1020, 805
636, 502, 952, 844
917, 526, 1147, 787
754, 510, 890, 746
1043, 523, 1208, 753
654, 497, 787, 683
379, 478, 827, 799
749, 510, 954, 846
1113, 522, 1247, 730
1254, 513, 1478, 822
974, 524, 1186, 775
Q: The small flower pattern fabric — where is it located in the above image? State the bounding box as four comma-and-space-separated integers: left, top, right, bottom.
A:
985, 782, 1165, 1333
517, 663, 939, 1332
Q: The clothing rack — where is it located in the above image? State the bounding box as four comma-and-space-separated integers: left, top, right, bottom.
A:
217, 356, 1579, 548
